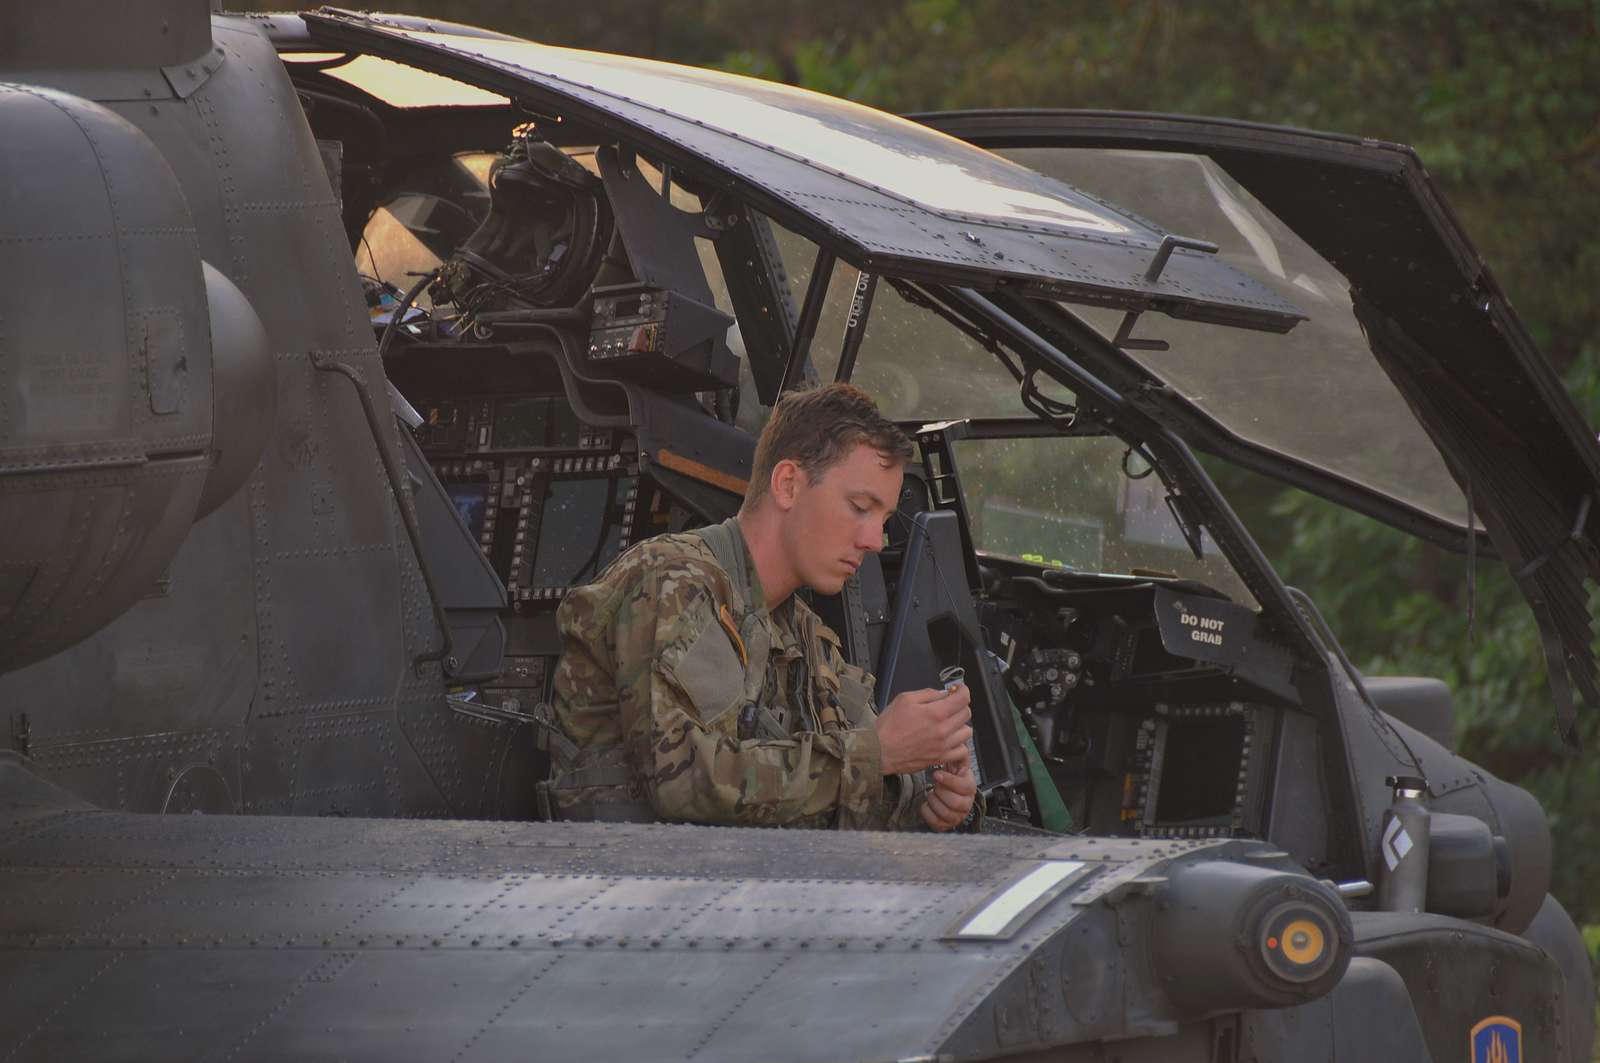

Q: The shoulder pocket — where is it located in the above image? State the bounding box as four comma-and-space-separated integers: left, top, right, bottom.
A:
665, 619, 747, 728
835, 669, 876, 723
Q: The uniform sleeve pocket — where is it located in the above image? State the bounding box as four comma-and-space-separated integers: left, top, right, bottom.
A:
835, 670, 876, 722
665, 620, 747, 727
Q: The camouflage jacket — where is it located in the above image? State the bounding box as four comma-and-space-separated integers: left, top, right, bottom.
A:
547, 517, 927, 830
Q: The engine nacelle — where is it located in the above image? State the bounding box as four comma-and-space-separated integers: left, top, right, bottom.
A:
0, 84, 269, 672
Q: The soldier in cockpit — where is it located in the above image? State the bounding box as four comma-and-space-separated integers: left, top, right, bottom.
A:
544, 383, 977, 830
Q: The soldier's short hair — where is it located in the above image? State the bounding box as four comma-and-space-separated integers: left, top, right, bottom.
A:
743, 383, 914, 508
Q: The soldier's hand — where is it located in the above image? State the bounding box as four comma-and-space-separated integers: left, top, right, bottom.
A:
874, 684, 972, 775
921, 757, 977, 832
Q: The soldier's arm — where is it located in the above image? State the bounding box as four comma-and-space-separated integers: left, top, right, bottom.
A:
828, 655, 931, 832
614, 562, 888, 827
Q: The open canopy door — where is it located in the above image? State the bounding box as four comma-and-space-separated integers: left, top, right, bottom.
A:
918, 110, 1600, 745
300, 10, 1303, 339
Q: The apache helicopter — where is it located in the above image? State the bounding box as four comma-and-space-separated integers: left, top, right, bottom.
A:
0, 4, 1594, 1061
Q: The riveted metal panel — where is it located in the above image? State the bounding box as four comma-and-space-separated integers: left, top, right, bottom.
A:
0, 766, 1358, 1062
0, 15, 471, 816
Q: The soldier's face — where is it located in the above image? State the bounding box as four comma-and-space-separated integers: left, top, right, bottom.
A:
778, 442, 902, 596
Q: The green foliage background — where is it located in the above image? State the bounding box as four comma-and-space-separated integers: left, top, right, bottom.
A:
358, 0, 1599, 923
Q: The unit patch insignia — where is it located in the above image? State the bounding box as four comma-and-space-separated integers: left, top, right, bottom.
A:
1470, 1015, 1522, 1063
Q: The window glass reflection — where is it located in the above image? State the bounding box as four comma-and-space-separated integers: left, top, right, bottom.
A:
1003, 147, 1470, 529
400, 31, 1138, 235
319, 53, 510, 108
956, 436, 1256, 607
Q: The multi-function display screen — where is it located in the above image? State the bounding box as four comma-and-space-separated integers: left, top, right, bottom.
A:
491, 396, 551, 449
446, 482, 492, 540
489, 395, 581, 450
1152, 715, 1247, 826
530, 479, 625, 588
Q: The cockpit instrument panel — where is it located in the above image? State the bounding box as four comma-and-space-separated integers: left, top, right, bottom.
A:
1124, 702, 1272, 839
416, 391, 641, 606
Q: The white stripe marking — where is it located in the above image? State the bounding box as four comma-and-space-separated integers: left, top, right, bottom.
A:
957, 861, 1086, 937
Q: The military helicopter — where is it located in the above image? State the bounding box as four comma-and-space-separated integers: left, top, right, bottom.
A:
0, 4, 1593, 1061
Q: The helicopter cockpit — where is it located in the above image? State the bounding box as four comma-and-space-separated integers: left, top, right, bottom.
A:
259, 10, 1573, 904
277, 43, 1321, 859
354, 151, 1293, 841
5, 11, 1595, 1056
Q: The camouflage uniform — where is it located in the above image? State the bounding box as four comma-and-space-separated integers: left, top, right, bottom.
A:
545, 517, 927, 829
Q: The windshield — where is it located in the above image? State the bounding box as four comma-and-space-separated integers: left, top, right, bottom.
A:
741, 213, 1250, 600
722, 215, 1047, 434
955, 435, 1257, 607
1001, 147, 1471, 529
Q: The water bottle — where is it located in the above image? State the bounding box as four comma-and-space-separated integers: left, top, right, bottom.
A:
1376, 775, 1431, 912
